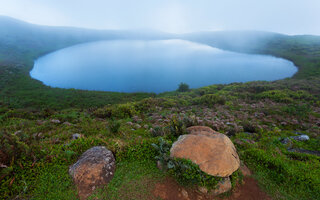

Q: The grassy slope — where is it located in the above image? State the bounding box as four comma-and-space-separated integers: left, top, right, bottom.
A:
0, 17, 320, 200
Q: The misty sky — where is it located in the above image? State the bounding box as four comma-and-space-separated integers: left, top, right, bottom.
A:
0, 0, 320, 35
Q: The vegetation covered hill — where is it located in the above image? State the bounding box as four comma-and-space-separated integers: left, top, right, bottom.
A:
0, 17, 319, 199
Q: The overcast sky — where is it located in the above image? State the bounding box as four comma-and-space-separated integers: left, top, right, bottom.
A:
0, 0, 320, 35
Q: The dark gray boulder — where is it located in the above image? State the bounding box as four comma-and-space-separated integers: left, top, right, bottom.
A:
69, 146, 115, 199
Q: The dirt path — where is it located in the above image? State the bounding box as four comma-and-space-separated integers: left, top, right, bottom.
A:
153, 177, 271, 200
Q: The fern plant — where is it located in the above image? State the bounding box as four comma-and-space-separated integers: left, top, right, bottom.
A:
151, 138, 171, 170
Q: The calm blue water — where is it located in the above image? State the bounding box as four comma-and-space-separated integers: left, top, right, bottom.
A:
30, 39, 297, 93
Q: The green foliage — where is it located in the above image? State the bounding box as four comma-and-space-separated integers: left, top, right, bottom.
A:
109, 119, 121, 133
258, 90, 293, 103
151, 138, 172, 168
94, 103, 137, 119
281, 103, 311, 117
151, 126, 167, 137
242, 148, 320, 200
0, 131, 32, 165
193, 94, 226, 107
258, 89, 315, 103
177, 82, 190, 92
230, 170, 243, 188
168, 158, 222, 189
88, 160, 164, 200
31, 164, 77, 200
51, 109, 82, 123
169, 116, 186, 139
116, 138, 159, 162
241, 121, 258, 133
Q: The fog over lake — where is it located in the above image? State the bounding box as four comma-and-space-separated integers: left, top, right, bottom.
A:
30, 40, 297, 93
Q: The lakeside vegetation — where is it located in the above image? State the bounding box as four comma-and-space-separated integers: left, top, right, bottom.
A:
0, 17, 320, 199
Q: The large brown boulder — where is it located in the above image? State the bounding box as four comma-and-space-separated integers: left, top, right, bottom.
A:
69, 146, 116, 199
170, 126, 240, 177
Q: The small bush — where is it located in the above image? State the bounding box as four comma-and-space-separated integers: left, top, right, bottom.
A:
169, 116, 186, 140
108, 120, 121, 133
94, 103, 136, 119
193, 94, 226, 107
151, 126, 167, 137
241, 121, 258, 133
177, 82, 190, 92
281, 103, 311, 117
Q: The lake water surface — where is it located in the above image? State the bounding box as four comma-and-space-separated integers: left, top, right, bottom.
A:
30, 40, 297, 93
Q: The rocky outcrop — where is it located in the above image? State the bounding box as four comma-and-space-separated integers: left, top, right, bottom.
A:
170, 126, 240, 177
69, 146, 115, 199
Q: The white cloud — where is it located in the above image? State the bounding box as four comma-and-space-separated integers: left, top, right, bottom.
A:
0, 0, 319, 35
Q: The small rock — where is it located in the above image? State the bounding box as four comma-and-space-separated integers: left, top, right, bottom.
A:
291, 135, 309, 141
212, 177, 232, 196
126, 122, 134, 126
51, 119, 61, 124
198, 186, 208, 194
63, 122, 72, 126
280, 137, 292, 145
143, 124, 149, 129
72, 134, 83, 140
181, 188, 189, 200
135, 124, 141, 129
14, 130, 22, 135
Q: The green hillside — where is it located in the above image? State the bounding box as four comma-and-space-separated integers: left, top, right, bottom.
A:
0, 17, 319, 200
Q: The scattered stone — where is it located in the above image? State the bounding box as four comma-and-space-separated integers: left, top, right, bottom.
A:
50, 119, 61, 124
72, 134, 83, 140
14, 130, 22, 135
280, 137, 292, 145
135, 124, 141, 129
198, 186, 208, 194
36, 120, 46, 125
181, 188, 189, 199
63, 122, 73, 126
69, 146, 115, 200
157, 160, 164, 171
212, 177, 232, 196
143, 124, 149, 129
126, 121, 134, 126
291, 135, 309, 141
171, 126, 240, 177
33, 132, 43, 139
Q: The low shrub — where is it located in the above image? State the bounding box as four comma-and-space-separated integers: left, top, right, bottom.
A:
108, 120, 121, 133
193, 94, 226, 107
281, 103, 311, 117
93, 103, 137, 119
168, 116, 186, 140
177, 82, 190, 92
